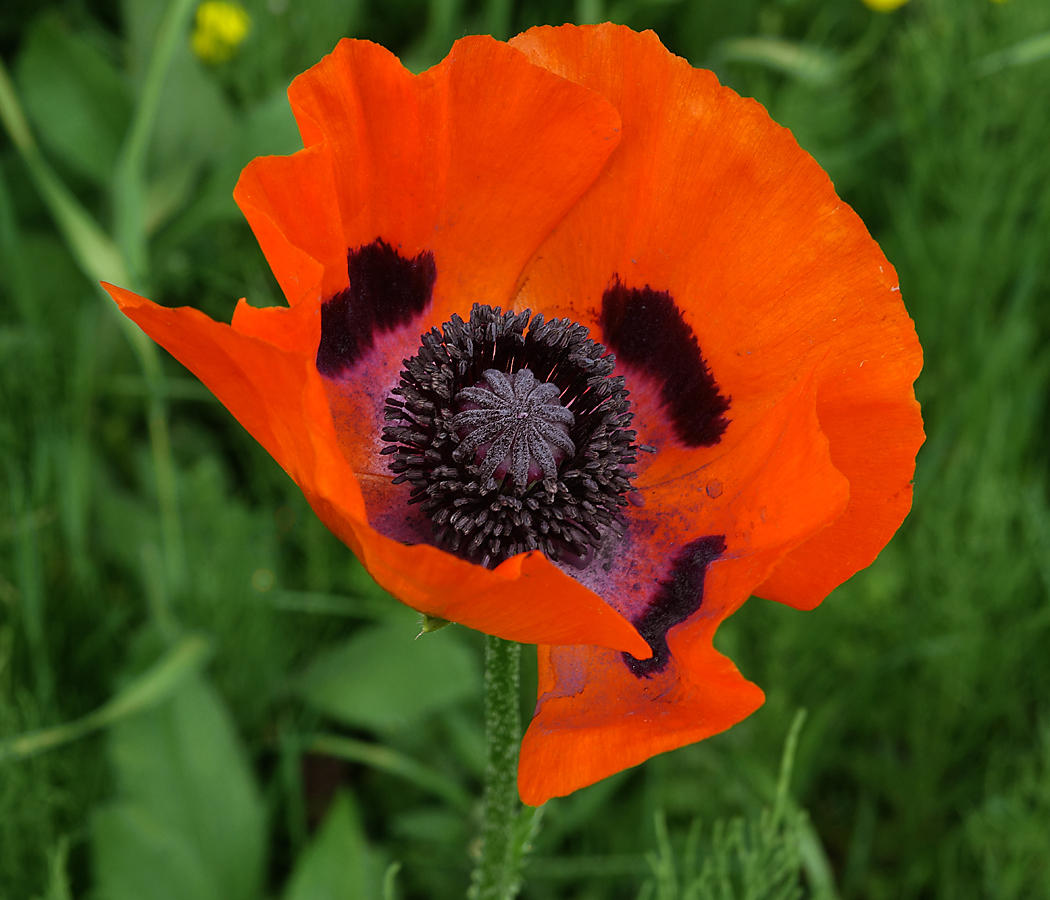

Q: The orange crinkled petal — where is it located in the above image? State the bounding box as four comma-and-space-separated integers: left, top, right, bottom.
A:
233, 33, 631, 543
105, 284, 650, 658
521, 368, 848, 803
520, 640, 765, 807
236, 35, 624, 324
511, 24, 923, 610
502, 24, 922, 799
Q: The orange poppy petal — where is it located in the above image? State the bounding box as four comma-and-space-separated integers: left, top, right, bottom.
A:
556, 367, 849, 625
234, 146, 342, 305
519, 634, 765, 805
104, 284, 650, 656
104, 283, 328, 490
516, 368, 846, 803
755, 396, 923, 609
332, 521, 653, 656
262, 35, 623, 325
237, 35, 626, 533
511, 24, 923, 611
229, 296, 320, 355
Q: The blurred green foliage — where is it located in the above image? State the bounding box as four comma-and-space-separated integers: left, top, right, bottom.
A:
2, 0, 1050, 898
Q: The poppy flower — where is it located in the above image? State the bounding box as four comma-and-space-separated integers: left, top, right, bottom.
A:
104, 24, 923, 806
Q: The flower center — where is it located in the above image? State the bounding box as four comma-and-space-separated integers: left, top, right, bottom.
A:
382, 304, 637, 568
452, 368, 575, 491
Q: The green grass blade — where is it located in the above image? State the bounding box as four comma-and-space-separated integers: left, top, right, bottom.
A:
0, 58, 129, 287
112, 0, 198, 287
307, 733, 473, 812
975, 31, 1050, 77
715, 37, 840, 85
0, 633, 213, 764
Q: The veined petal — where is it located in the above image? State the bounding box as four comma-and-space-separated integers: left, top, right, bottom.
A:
235, 146, 342, 306
242, 36, 626, 526
511, 24, 923, 609
520, 370, 849, 803
755, 395, 924, 608
105, 284, 334, 493
519, 638, 765, 807
105, 284, 651, 657
557, 369, 849, 626
242, 35, 623, 327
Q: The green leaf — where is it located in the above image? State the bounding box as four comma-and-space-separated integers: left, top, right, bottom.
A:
120, 0, 168, 86
14, 15, 133, 185
174, 85, 303, 227
307, 734, 472, 811
0, 633, 212, 764
150, 42, 236, 176
715, 37, 840, 85
0, 59, 130, 286
283, 792, 371, 900
92, 675, 266, 900
975, 31, 1050, 77
298, 622, 479, 732
419, 614, 451, 634
93, 804, 221, 900
33, 837, 73, 900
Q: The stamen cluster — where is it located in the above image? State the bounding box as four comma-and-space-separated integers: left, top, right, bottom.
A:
382, 304, 637, 568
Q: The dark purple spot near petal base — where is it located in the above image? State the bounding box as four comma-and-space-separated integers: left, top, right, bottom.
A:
601, 278, 730, 447
622, 535, 726, 678
316, 238, 436, 377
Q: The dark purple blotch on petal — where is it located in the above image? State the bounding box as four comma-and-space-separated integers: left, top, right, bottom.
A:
623, 535, 726, 678
600, 278, 730, 447
316, 238, 436, 377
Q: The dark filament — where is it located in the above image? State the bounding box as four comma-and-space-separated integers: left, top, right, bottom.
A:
382, 305, 637, 568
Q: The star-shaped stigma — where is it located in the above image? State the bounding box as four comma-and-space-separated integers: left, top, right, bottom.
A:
451, 368, 576, 492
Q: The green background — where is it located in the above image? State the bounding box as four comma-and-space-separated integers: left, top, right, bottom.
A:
2, 0, 1049, 897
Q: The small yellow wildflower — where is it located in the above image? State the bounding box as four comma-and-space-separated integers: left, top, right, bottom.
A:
862, 0, 911, 10
863, 0, 1009, 9
191, 1, 251, 65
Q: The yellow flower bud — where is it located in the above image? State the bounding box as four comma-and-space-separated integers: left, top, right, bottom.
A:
862, 0, 911, 10
191, 1, 251, 65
